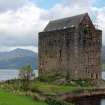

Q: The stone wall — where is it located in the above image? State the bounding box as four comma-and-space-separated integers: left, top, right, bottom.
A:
38, 15, 102, 80
39, 28, 76, 79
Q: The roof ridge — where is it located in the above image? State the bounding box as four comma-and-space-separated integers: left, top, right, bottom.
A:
50, 13, 88, 23
44, 13, 88, 32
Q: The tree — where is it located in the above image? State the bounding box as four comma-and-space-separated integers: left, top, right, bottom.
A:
19, 65, 33, 91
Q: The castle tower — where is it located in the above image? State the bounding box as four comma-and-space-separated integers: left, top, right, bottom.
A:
38, 13, 102, 80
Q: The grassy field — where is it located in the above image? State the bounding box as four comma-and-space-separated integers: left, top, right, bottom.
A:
0, 89, 47, 105
0, 80, 94, 105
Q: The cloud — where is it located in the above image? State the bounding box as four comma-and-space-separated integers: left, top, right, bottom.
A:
0, 0, 30, 12
0, 3, 48, 47
94, 7, 105, 44
42, 1, 92, 20
41, 0, 105, 45
0, 45, 38, 52
0, 0, 104, 52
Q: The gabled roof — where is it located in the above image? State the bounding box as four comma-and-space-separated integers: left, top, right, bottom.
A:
44, 13, 88, 32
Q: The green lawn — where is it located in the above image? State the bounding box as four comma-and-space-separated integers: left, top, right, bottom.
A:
0, 90, 47, 105
0, 80, 95, 105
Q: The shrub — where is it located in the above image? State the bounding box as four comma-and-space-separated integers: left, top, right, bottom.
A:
32, 93, 45, 101
45, 97, 73, 105
19, 65, 33, 91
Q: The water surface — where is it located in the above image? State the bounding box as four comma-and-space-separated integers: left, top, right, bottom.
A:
73, 96, 105, 105
0, 69, 38, 81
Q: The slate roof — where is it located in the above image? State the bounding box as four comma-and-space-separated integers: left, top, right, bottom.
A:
44, 13, 88, 32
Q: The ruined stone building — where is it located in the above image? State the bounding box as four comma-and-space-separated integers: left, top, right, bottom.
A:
38, 13, 102, 80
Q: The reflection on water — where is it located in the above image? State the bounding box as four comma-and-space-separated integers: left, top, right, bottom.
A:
74, 97, 102, 105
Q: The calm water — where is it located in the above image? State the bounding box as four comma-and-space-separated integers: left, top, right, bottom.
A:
0, 69, 38, 81
73, 96, 105, 105
0, 70, 104, 81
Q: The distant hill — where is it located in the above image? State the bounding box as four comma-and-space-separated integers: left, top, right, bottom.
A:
0, 46, 104, 70
0, 48, 38, 69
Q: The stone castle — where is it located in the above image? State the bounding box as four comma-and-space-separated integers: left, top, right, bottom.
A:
38, 13, 102, 80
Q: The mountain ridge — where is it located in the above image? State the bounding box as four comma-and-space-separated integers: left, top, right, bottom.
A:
0, 48, 38, 69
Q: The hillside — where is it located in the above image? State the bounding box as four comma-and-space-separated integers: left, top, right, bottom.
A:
0, 48, 38, 69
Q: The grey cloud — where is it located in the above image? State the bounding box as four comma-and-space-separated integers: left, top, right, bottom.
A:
0, 32, 37, 47
0, 0, 29, 12
0, 0, 104, 50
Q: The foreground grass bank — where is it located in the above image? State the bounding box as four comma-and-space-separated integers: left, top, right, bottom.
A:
0, 80, 93, 95
0, 79, 96, 105
31, 81, 92, 95
0, 89, 46, 105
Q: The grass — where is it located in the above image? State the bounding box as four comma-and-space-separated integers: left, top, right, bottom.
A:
0, 80, 94, 94
0, 80, 94, 105
31, 81, 93, 95
0, 89, 47, 105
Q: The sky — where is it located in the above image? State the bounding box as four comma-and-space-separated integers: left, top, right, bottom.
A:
0, 0, 104, 52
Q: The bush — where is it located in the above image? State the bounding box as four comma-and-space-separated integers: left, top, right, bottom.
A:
45, 97, 73, 105
32, 93, 45, 101
39, 71, 65, 83
19, 65, 33, 91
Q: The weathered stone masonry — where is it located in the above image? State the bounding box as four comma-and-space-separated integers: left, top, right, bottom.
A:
38, 13, 102, 80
